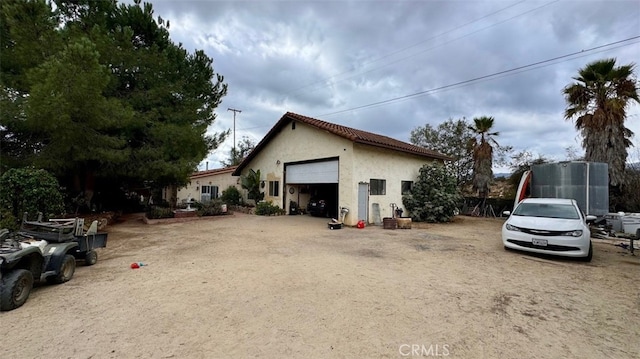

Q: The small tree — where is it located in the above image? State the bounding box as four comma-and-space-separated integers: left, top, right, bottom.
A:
403, 163, 462, 223
410, 118, 475, 186
616, 166, 640, 212
241, 169, 264, 205
507, 150, 549, 188
220, 186, 242, 205
221, 136, 256, 167
0, 167, 64, 229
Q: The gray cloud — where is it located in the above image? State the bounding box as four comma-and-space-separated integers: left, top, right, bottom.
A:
132, 0, 640, 170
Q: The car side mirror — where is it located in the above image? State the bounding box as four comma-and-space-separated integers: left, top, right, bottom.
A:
585, 215, 597, 223
502, 211, 511, 216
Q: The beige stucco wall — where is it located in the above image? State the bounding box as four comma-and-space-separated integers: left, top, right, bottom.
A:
351, 144, 439, 224
238, 120, 355, 213
176, 171, 239, 204
238, 119, 441, 226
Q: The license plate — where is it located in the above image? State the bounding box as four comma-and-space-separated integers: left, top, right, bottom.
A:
532, 238, 548, 246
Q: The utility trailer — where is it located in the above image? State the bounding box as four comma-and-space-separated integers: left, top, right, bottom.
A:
19, 213, 108, 265
0, 214, 108, 311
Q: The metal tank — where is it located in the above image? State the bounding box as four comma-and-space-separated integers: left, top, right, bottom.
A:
530, 162, 609, 216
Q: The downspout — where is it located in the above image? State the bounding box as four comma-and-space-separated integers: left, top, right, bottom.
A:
282, 165, 287, 212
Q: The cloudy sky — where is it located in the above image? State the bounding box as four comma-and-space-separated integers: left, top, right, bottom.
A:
132, 0, 640, 171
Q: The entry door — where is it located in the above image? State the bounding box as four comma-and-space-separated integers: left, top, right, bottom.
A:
358, 182, 369, 222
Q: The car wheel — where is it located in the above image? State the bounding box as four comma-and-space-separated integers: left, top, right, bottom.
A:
48, 254, 76, 284
84, 250, 98, 266
0, 269, 34, 311
582, 241, 593, 262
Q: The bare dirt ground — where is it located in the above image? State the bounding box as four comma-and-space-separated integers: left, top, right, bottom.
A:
3, 213, 639, 358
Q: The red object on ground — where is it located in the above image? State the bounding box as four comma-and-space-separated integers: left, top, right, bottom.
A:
130, 262, 140, 269
357, 220, 365, 229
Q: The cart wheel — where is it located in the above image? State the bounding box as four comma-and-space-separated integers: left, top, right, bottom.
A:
47, 255, 76, 284
84, 250, 98, 266
0, 269, 34, 311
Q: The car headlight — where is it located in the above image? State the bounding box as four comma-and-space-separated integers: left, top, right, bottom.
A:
562, 230, 583, 237
505, 223, 520, 231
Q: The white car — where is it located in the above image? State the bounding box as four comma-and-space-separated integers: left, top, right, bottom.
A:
502, 198, 594, 261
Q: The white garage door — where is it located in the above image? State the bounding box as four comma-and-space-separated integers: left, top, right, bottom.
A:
287, 160, 339, 184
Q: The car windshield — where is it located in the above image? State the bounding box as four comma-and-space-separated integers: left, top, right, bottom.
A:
512, 203, 580, 219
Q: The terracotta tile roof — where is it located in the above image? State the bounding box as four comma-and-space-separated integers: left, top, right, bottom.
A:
285, 112, 452, 160
233, 112, 452, 175
191, 166, 237, 179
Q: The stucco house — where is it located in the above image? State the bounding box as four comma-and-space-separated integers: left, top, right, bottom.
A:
163, 166, 239, 205
232, 112, 451, 226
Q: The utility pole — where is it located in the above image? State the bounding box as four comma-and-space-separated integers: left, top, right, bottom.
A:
227, 108, 242, 155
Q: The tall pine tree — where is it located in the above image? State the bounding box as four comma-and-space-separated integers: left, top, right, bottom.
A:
1, 0, 229, 209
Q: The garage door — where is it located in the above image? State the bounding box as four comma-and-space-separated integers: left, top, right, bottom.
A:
286, 160, 339, 184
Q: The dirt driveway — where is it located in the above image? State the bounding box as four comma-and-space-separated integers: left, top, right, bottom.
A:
3, 213, 639, 358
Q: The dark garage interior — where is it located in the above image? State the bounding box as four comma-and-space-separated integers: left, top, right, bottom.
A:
305, 183, 338, 218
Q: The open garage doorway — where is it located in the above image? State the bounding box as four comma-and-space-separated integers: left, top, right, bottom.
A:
285, 159, 339, 218
286, 183, 339, 218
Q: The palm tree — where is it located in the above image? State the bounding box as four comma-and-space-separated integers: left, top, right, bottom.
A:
469, 116, 500, 198
563, 58, 639, 189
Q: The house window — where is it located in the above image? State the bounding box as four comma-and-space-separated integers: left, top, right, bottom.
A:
370, 179, 386, 195
401, 181, 413, 195
268, 181, 280, 197
201, 185, 219, 202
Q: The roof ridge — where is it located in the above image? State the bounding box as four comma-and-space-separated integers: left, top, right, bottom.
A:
233, 112, 453, 175
284, 112, 451, 160
192, 166, 238, 177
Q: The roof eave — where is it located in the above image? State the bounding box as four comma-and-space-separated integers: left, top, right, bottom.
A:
232, 113, 293, 176
353, 139, 454, 162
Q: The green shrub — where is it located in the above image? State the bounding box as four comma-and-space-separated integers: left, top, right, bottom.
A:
255, 201, 285, 216
403, 163, 462, 223
196, 200, 224, 217
0, 167, 65, 230
220, 186, 243, 205
613, 168, 640, 212
146, 206, 174, 219
0, 209, 18, 231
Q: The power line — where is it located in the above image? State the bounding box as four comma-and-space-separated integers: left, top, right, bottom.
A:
226, 40, 639, 135
285, 0, 558, 97
353, 41, 640, 111
317, 36, 640, 118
